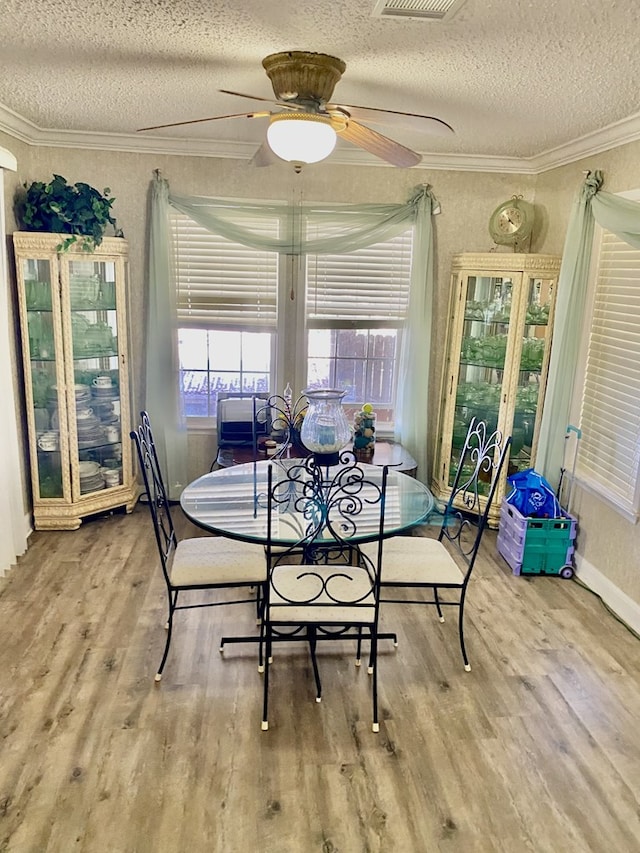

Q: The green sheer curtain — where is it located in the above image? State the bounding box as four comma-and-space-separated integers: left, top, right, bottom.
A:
147, 176, 439, 488
145, 178, 188, 500
393, 186, 439, 483
537, 171, 640, 489
168, 189, 428, 254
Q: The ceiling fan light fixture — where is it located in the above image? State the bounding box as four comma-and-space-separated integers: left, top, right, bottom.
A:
266, 113, 337, 165
262, 51, 346, 103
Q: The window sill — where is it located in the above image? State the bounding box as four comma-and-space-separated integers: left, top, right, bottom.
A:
185, 417, 216, 434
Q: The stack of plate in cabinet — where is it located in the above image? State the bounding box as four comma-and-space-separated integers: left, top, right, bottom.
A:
91, 385, 120, 434
78, 460, 104, 494
76, 409, 104, 449
92, 399, 119, 426
91, 384, 119, 403
93, 399, 115, 420
48, 383, 92, 409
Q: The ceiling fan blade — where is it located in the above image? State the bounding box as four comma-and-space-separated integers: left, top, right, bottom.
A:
137, 111, 270, 132
337, 120, 422, 168
219, 89, 300, 111
329, 102, 454, 137
219, 88, 280, 105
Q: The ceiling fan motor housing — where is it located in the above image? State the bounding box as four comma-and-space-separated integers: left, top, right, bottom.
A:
262, 51, 346, 104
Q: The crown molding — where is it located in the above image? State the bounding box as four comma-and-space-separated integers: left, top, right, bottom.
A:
2, 102, 640, 175
531, 111, 640, 172
0, 103, 36, 145
0, 105, 534, 171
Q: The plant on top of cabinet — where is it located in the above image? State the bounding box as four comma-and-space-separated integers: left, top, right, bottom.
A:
17, 174, 117, 252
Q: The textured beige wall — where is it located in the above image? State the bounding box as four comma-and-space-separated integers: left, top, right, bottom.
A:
4, 142, 537, 477
2, 131, 31, 514
534, 141, 640, 604
3, 132, 639, 607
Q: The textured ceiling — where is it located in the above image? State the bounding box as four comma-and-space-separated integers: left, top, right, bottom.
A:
1, 0, 640, 170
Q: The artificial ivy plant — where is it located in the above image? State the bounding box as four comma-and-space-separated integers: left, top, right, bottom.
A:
19, 174, 117, 251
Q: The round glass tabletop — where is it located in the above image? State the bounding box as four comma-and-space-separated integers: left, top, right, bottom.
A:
180, 459, 435, 545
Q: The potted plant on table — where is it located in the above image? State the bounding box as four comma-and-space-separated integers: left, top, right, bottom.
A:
17, 174, 119, 252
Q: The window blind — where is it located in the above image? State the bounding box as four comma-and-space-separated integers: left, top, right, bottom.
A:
305, 230, 413, 329
170, 211, 278, 331
578, 231, 640, 513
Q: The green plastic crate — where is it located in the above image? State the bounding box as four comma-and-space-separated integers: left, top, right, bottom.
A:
497, 502, 576, 577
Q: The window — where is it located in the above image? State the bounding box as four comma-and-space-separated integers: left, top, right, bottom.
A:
306, 232, 412, 428
178, 329, 272, 417
171, 210, 278, 418
170, 206, 413, 430
576, 211, 640, 519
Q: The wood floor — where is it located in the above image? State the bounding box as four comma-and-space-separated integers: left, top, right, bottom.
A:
1, 505, 639, 853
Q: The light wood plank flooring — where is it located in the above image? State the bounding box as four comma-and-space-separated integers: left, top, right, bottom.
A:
1, 505, 639, 852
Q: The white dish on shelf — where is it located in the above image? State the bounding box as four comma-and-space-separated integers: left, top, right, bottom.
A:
78, 460, 100, 476
49, 384, 92, 397
80, 482, 106, 494
91, 387, 119, 399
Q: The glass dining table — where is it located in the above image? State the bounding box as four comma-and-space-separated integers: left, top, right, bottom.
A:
180, 458, 435, 545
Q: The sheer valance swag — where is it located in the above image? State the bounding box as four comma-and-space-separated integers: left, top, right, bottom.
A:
147, 176, 439, 490
537, 170, 640, 489
168, 186, 431, 255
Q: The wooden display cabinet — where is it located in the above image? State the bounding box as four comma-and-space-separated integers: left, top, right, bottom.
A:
13, 232, 139, 529
432, 253, 561, 526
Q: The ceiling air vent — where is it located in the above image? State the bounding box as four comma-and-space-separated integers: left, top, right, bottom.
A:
372, 0, 468, 21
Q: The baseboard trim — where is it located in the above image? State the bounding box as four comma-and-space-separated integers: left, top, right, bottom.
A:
575, 554, 640, 636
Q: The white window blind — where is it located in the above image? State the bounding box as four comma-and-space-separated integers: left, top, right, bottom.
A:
170, 210, 278, 331
578, 230, 640, 514
305, 230, 413, 329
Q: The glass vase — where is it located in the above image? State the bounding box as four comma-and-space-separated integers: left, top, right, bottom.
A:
353, 406, 377, 455
300, 388, 352, 466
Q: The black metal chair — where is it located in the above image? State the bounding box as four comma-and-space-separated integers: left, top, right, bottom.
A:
363, 417, 511, 671
130, 411, 267, 682
261, 455, 389, 733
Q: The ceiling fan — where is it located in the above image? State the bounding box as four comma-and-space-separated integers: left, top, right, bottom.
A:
137, 50, 454, 170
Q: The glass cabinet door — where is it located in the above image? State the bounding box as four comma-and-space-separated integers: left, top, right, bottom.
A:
67, 257, 123, 495
22, 256, 64, 499
450, 272, 516, 489
512, 274, 554, 473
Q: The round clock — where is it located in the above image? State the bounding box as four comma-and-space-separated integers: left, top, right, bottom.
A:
489, 197, 535, 246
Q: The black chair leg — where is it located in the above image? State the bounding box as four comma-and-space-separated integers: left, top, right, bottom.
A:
308, 626, 322, 703
261, 628, 272, 731
355, 626, 363, 667
365, 627, 397, 674
458, 589, 471, 671
257, 605, 266, 673
434, 587, 445, 622
370, 633, 379, 733
156, 613, 174, 683
155, 591, 178, 682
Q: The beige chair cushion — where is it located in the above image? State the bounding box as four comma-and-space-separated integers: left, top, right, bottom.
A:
268, 564, 376, 623
170, 537, 267, 586
361, 537, 465, 586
